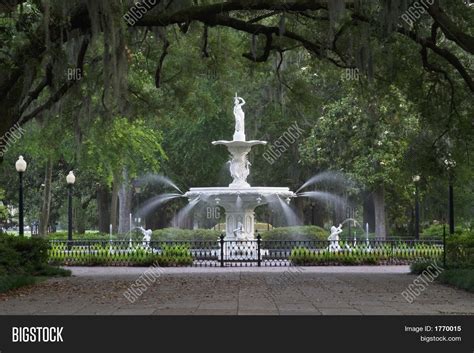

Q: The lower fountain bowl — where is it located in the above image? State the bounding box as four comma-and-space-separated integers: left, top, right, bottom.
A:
184, 186, 295, 207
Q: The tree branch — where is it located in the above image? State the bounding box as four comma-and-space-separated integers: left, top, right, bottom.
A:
155, 35, 170, 88
427, 1, 474, 54
19, 36, 90, 124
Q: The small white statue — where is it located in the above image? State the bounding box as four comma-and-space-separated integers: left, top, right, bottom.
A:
233, 221, 244, 239
139, 227, 152, 248
328, 224, 343, 252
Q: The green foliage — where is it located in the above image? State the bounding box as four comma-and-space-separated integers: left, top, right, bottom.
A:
261, 226, 327, 241
421, 224, 448, 239
0, 234, 69, 293
0, 189, 8, 224
0, 275, 38, 293
289, 243, 442, 266
410, 261, 438, 275
0, 234, 49, 276
34, 265, 71, 277
437, 269, 474, 293
445, 231, 474, 268
155, 244, 193, 267
48, 242, 193, 267
151, 228, 220, 242
83, 117, 166, 183
47, 232, 110, 240
299, 85, 418, 188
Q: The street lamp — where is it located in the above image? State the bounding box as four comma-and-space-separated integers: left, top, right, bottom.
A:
412, 175, 420, 240
15, 156, 27, 236
133, 180, 142, 225
444, 158, 456, 234
66, 171, 76, 243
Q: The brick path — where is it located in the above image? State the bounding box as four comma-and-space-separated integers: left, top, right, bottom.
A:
0, 266, 472, 315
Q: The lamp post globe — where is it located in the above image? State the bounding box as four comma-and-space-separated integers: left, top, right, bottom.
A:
66, 171, 76, 185
15, 155, 27, 173
15, 156, 27, 236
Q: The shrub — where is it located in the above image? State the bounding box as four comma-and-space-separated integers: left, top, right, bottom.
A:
0, 234, 49, 276
48, 242, 194, 267
261, 226, 328, 242
437, 269, 474, 292
445, 231, 474, 268
0, 234, 69, 293
151, 228, 220, 242
290, 243, 442, 266
0, 275, 37, 293
421, 223, 465, 239
156, 244, 193, 266
35, 265, 71, 277
410, 261, 437, 275
47, 232, 109, 240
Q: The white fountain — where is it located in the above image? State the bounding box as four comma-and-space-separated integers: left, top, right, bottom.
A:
184, 94, 295, 241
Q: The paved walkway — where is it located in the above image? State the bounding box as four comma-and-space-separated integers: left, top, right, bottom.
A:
0, 266, 472, 315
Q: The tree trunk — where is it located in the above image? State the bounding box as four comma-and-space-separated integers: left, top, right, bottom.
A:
74, 198, 86, 234
39, 157, 53, 236
118, 168, 132, 234
313, 204, 325, 228
293, 197, 305, 224
97, 184, 111, 233
110, 171, 120, 233
362, 191, 375, 232
373, 184, 387, 239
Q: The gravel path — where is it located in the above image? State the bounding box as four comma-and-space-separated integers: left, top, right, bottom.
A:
0, 266, 472, 315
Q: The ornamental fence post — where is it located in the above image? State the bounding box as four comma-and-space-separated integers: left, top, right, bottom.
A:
257, 232, 261, 267
220, 234, 225, 268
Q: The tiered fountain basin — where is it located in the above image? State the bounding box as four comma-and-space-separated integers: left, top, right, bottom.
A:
185, 186, 295, 240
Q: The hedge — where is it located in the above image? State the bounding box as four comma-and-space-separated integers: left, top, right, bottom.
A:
151, 228, 220, 242
260, 226, 328, 241
0, 233, 70, 293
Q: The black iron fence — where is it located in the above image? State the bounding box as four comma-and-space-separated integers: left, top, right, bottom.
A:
48, 235, 443, 267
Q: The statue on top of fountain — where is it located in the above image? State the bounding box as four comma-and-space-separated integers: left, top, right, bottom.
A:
212, 94, 267, 188
233, 94, 246, 141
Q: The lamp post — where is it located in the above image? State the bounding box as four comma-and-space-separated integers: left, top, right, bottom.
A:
444, 158, 456, 234
133, 180, 142, 225
311, 202, 315, 225
15, 156, 27, 236
448, 176, 454, 234
412, 175, 420, 240
66, 171, 76, 243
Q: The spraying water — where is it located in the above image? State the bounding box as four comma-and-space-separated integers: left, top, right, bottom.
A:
172, 197, 201, 228
277, 196, 301, 226
297, 191, 347, 208
137, 193, 184, 219
296, 171, 351, 194
138, 174, 183, 194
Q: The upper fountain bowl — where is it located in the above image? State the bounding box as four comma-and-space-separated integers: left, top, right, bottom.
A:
212, 140, 267, 148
